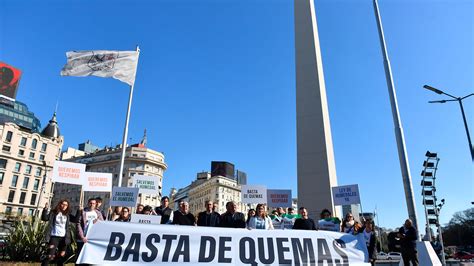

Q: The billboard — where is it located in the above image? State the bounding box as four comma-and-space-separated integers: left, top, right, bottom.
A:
211, 161, 235, 179
0, 62, 22, 100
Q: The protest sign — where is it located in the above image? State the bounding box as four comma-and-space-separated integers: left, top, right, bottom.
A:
266, 189, 292, 208
332, 184, 361, 206
52, 161, 85, 185
83, 172, 112, 192
77, 221, 369, 265
132, 175, 159, 194
110, 187, 139, 207
130, 214, 161, 225
241, 185, 267, 204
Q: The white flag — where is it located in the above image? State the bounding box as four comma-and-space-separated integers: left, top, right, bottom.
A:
60, 50, 139, 86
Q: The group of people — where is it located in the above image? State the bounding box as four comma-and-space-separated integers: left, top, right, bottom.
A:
39, 196, 419, 266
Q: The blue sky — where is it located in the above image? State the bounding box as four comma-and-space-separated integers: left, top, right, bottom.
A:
0, 0, 472, 229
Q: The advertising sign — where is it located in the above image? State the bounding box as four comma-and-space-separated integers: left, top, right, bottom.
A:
0, 62, 22, 100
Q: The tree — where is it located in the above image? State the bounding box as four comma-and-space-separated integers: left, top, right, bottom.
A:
442, 208, 474, 248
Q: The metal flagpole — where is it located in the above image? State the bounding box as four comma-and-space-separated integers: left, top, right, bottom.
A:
373, 0, 419, 240
117, 46, 140, 188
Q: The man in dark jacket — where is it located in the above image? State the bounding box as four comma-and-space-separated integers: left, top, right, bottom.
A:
398, 219, 419, 266
197, 200, 220, 227
172, 201, 196, 225
155, 196, 173, 224
293, 207, 317, 230
220, 201, 246, 228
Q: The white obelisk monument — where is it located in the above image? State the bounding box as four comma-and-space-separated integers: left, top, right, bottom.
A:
294, 0, 339, 219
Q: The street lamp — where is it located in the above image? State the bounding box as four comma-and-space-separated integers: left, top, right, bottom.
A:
423, 85, 474, 161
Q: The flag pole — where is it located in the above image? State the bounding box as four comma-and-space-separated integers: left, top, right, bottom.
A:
117, 45, 140, 188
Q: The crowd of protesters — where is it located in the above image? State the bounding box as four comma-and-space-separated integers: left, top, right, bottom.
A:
40, 195, 419, 266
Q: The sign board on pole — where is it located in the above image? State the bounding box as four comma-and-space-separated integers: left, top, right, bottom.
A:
241, 185, 267, 204
52, 161, 85, 185
110, 187, 139, 207
130, 214, 161, 225
131, 175, 159, 194
266, 189, 292, 208
83, 172, 113, 192
331, 184, 361, 206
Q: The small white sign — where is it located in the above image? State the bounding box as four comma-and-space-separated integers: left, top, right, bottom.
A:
130, 214, 161, 225
131, 175, 159, 194
52, 161, 85, 185
266, 189, 292, 208
332, 184, 361, 206
110, 187, 139, 207
241, 185, 267, 204
83, 172, 112, 192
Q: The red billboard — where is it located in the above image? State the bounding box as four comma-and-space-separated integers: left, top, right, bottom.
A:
0, 62, 22, 100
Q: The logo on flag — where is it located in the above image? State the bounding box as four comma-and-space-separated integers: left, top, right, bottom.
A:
61, 50, 139, 86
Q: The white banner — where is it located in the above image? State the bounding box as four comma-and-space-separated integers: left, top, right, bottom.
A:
241, 185, 267, 204
332, 184, 361, 206
132, 175, 159, 194
130, 214, 161, 225
266, 189, 292, 208
77, 221, 369, 265
52, 161, 85, 185
110, 187, 139, 207
83, 172, 113, 192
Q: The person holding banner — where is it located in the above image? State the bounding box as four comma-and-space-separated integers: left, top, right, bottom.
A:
362, 218, 377, 266
110, 206, 122, 221
220, 201, 246, 228
41, 200, 80, 266
155, 196, 173, 224
246, 209, 255, 226
293, 207, 317, 230
77, 198, 104, 262
114, 207, 131, 222
247, 204, 274, 230
197, 200, 220, 227
318, 208, 341, 232
341, 212, 362, 234
172, 201, 196, 226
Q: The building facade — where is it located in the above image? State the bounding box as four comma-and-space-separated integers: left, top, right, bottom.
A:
0, 111, 63, 217
53, 143, 167, 209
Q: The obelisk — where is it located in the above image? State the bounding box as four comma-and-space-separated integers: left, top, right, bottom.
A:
294, 0, 339, 219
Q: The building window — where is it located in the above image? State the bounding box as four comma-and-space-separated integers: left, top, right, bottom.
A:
18, 149, 25, 156
5, 131, 13, 142
20, 137, 27, 146
0, 158, 6, 168
19, 192, 26, 204
33, 179, 40, 191
41, 143, 47, 152
14, 162, 21, 172
28, 209, 34, 216
2, 145, 11, 152
29, 152, 35, 160
11, 175, 19, 187
7, 190, 15, 202
5, 206, 12, 214
25, 165, 32, 175
17, 208, 23, 216
31, 139, 37, 150
35, 168, 42, 177
30, 193, 37, 205
22, 177, 29, 189
0, 172, 4, 184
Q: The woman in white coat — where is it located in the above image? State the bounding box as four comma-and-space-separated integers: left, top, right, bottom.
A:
247, 204, 274, 230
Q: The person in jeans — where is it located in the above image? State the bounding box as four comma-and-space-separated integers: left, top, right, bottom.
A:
398, 219, 419, 265
41, 199, 80, 266
76, 198, 104, 262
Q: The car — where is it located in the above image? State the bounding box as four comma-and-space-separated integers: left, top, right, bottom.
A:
453, 251, 474, 261
377, 252, 388, 260
386, 252, 402, 260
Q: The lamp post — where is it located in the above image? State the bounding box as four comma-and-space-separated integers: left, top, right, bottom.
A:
437, 199, 446, 266
423, 85, 474, 160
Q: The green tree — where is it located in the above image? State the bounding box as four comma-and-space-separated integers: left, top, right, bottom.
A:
442, 208, 474, 247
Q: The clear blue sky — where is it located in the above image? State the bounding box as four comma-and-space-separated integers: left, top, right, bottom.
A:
1, 0, 472, 230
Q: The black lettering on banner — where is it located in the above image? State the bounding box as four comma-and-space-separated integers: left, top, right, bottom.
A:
172, 235, 190, 262
257, 237, 275, 264
239, 237, 257, 266
218, 237, 232, 263
122, 233, 141, 262
199, 236, 216, 262
276, 238, 292, 265
332, 239, 349, 266
104, 232, 125, 261
162, 234, 177, 262
143, 234, 160, 262
317, 238, 333, 266
291, 238, 316, 265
